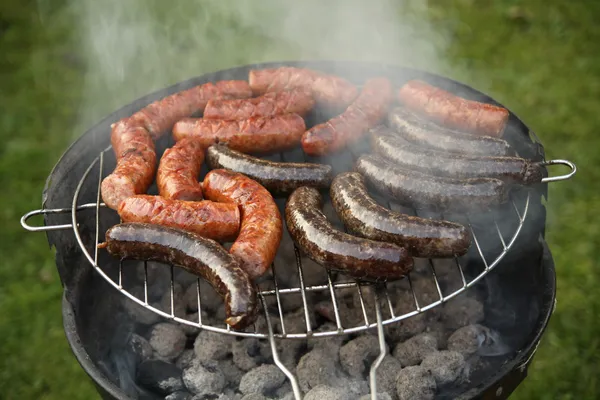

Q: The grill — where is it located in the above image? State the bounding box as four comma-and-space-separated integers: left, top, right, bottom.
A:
21, 61, 575, 400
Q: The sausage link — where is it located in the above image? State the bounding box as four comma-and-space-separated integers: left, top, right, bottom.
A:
330, 172, 470, 258
387, 107, 513, 157
285, 186, 413, 281
99, 222, 257, 329
355, 154, 509, 213
248, 67, 358, 108
206, 144, 333, 195
203, 89, 315, 120
398, 80, 510, 137
118, 195, 240, 242
370, 127, 544, 185
173, 114, 306, 155
202, 169, 283, 279
302, 77, 394, 156
156, 138, 205, 201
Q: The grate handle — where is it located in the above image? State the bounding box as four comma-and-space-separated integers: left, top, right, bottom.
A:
20, 203, 101, 232
540, 159, 576, 183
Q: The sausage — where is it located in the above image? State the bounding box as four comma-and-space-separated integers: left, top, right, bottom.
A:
101, 125, 157, 210
370, 127, 544, 185
203, 89, 315, 120
387, 107, 513, 157
248, 66, 358, 108
156, 137, 205, 201
301, 77, 394, 156
173, 114, 306, 155
398, 80, 510, 137
129, 80, 253, 140
118, 195, 241, 242
355, 154, 509, 213
206, 144, 333, 195
202, 169, 283, 279
330, 172, 471, 258
98, 222, 257, 329
285, 186, 413, 281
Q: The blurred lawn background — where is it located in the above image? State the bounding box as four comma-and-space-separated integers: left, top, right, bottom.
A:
0, 0, 598, 399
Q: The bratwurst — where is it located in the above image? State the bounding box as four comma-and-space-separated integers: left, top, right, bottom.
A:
156, 137, 205, 201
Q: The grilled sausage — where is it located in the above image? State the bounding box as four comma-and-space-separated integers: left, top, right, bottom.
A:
101, 125, 157, 210
248, 66, 358, 108
398, 80, 510, 137
157, 137, 205, 201
285, 186, 413, 281
118, 195, 241, 242
302, 77, 394, 156
387, 107, 513, 157
206, 144, 333, 195
370, 127, 544, 185
355, 154, 509, 213
203, 89, 315, 120
330, 172, 470, 258
173, 114, 306, 155
98, 222, 257, 329
202, 169, 283, 279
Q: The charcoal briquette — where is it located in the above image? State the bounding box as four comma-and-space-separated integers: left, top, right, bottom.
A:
447, 324, 491, 356
136, 359, 185, 395
375, 355, 403, 397
395, 366, 436, 400
392, 332, 438, 366
165, 390, 193, 400
420, 350, 466, 386
232, 338, 269, 371
129, 333, 153, 364
240, 394, 268, 400
239, 364, 286, 395
339, 335, 386, 378
303, 385, 351, 400
296, 348, 344, 393
440, 295, 484, 331
149, 322, 187, 361
193, 330, 234, 361
359, 393, 392, 400
176, 350, 196, 370
218, 358, 244, 387
182, 359, 226, 396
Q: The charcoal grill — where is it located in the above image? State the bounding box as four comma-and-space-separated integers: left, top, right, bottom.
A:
21, 61, 575, 400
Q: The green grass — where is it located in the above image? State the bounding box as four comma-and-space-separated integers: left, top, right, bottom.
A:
0, 0, 598, 399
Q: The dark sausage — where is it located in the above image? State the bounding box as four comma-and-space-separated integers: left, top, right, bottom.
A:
387, 107, 513, 157
248, 67, 358, 108
101, 125, 157, 210
98, 222, 257, 329
370, 127, 544, 185
330, 172, 471, 258
203, 89, 315, 120
302, 77, 394, 156
118, 195, 240, 242
398, 80, 509, 137
157, 137, 205, 201
206, 144, 333, 195
355, 154, 509, 213
173, 114, 306, 155
285, 186, 413, 281
202, 169, 283, 279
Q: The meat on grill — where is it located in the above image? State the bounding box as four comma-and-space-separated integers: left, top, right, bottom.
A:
156, 137, 205, 201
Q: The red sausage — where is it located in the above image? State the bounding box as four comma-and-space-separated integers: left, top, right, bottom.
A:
202, 169, 283, 279
397, 80, 509, 138
248, 67, 358, 108
301, 77, 394, 156
118, 195, 241, 242
157, 138, 205, 201
203, 89, 315, 120
172, 114, 306, 155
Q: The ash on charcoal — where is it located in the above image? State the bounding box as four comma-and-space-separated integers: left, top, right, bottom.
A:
336, 378, 370, 397
274, 382, 292, 399
149, 323, 187, 361
179, 311, 204, 336
440, 295, 484, 331
129, 333, 153, 364
393, 332, 438, 366
185, 280, 222, 314
306, 322, 347, 352
420, 350, 466, 386
447, 324, 510, 357
176, 350, 195, 370
262, 339, 304, 371
239, 364, 286, 395
183, 359, 226, 396
395, 366, 436, 400
281, 393, 296, 400
339, 335, 386, 378
158, 283, 187, 317
297, 348, 344, 392
240, 394, 268, 400
423, 321, 450, 350
166, 390, 193, 400
136, 359, 185, 395
123, 286, 161, 326
359, 393, 392, 400
375, 355, 403, 397
232, 338, 269, 371
410, 276, 443, 312
194, 329, 235, 361
304, 385, 351, 400
219, 359, 245, 387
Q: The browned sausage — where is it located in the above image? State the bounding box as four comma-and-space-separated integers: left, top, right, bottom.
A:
202, 169, 283, 279
118, 195, 241, 242
156, 137, 205, 201
101, 124, 157, 210
172, 114, 306, 155
248, 67, 358, 108
203, 89, 315, 120
397, 80, 509, 137
301, 77, 393, 156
